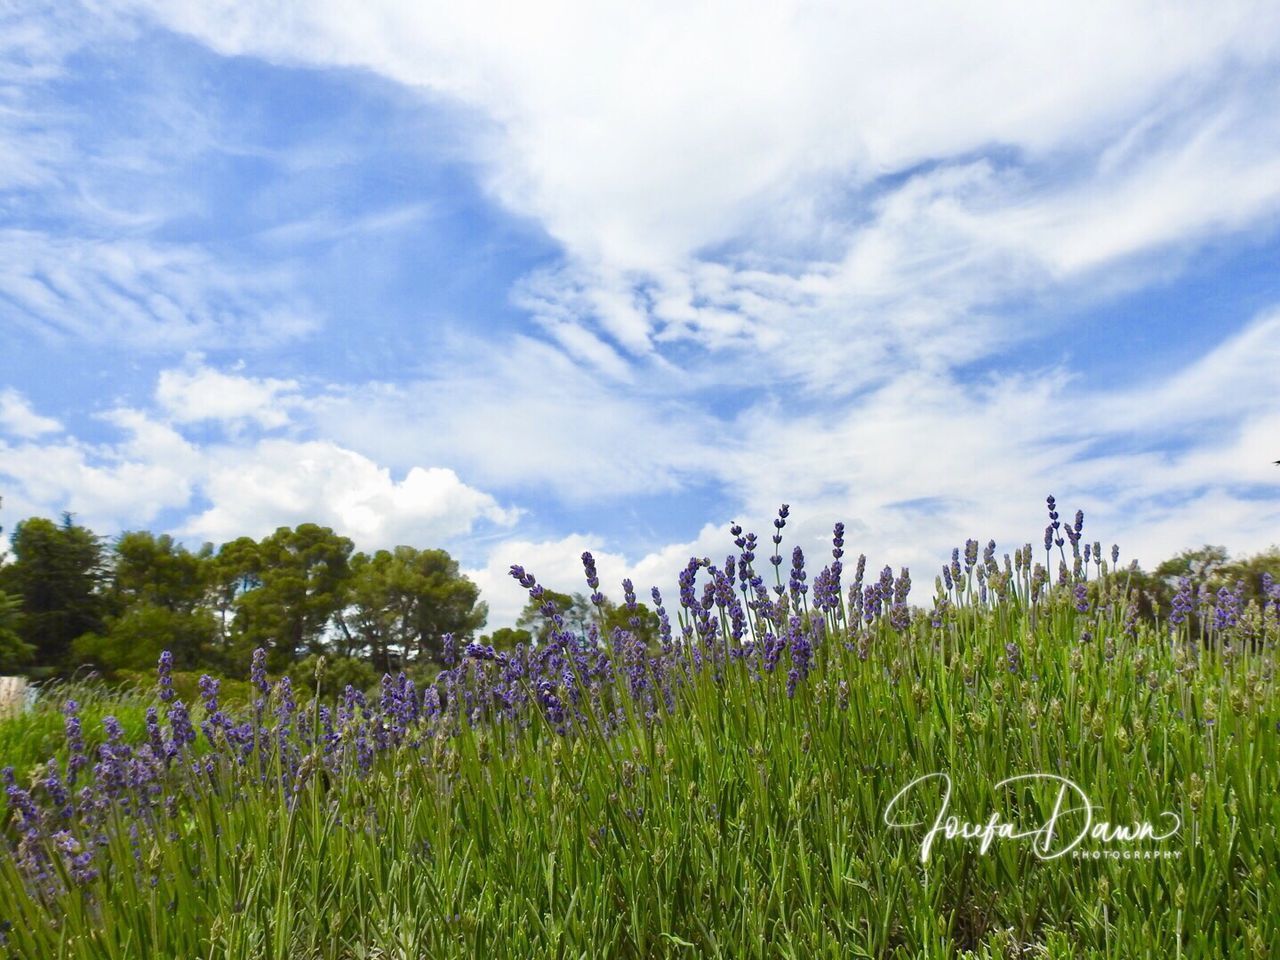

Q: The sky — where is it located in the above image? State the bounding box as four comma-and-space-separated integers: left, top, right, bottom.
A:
2, 1, 1279, 627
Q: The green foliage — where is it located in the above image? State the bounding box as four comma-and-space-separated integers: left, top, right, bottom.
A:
516, 589, 661, 650
339, 545, 486, 671
0, 675, 152, 771
516, 588, 591, 642
208, 535, 263, 651
1221, 545, 1280, 606
72, 603, 219, 674
1127, 544, 1280, 630
234, 524, 355, 669
161, 670, 253, 710
110, 531, 213, 611
286, 654, 379, 700
0, 510, 491, 685
482, 626, 533, 651
599, 599, 661, 649
68, 532, 221, 674
1154, 543, 1232, 583
0, 590, 33, 672
0, 515, 107, 673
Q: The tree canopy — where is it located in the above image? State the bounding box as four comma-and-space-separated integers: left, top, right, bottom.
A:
339, 546, 487, 672
0, 514, 108, 674
0, 509, 486, 683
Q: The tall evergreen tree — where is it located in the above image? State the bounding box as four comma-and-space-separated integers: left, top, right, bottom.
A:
0, 515, 107, 673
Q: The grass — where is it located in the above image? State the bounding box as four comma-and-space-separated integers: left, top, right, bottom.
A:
0, 676, 154, 775
0, 552, 1277, 958
0, 671, 252, 774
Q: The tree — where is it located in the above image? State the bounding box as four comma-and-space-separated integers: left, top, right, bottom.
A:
1220, 546, 1280, 608
0, 590, 33, 672
72, 603, 218, 673
209, 536, 263, 653
339, 546, 486, 672
0, 505, 33, 671
1154, 545, 1231, 587
1119, 545, 1232, 624
233, 525, 355, 671
482, 626, 533, 652
0, 515, 107, 673
111, 531, 213, 613
600, 600, 661, 651
287, 654, 378, 701
66, 531, 222, 675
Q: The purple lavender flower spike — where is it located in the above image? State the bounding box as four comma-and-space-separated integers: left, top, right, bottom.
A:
581, 552, 605, 607
788, 546, 808, 603
63, 700, 89, 787
1170, 577, 1193, 628
157, 651, 175, 703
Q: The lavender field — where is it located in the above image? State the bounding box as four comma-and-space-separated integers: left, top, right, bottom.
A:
6, 1, 1280, 956
1, 501, 1277, 958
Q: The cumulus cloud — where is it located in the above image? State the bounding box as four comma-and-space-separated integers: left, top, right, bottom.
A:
156, 363, 300, 428
0, 383, 517, 553
0, 408, 199, 531
185, 439, 518, 547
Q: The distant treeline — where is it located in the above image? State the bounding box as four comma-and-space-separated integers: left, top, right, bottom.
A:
0, 511, 493, 691
0, 502, 661, 692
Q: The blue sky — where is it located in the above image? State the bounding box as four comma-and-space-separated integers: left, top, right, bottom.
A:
2, 2, 1279, 625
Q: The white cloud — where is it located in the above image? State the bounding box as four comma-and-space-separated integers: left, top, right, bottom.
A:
466, 306, 1280, 627
303, 299, 1279, 629
0, 408, 199, 531
185, 438, 519, 547
308, 334, 716, 499
0, 2, 116, 191
0, 389, 62, 438
0, 377, 519, 554
122, 3, 1280, 358
2, 325, 1275, 632
0, 4, 326, 356
5, 3, 1280, 632
23, 2, 1280, 397
156, 363, 300, 428
144, 3, 1278, 248
696, 309, 1280, 582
